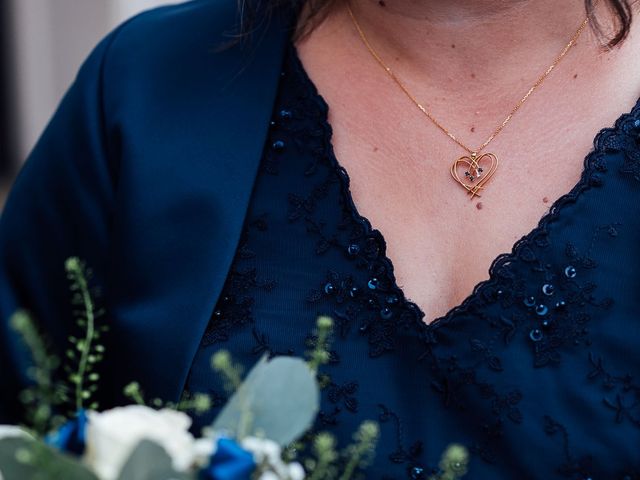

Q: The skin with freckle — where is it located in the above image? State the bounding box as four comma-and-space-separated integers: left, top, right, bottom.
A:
295, 0, 640, 323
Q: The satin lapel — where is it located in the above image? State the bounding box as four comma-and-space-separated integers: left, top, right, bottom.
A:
105, 3, 296, 403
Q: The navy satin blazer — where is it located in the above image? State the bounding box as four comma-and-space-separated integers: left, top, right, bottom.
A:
0, 0, 294, 421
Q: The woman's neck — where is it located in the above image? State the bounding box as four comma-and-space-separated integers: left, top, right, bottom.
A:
330, 0, 607, 96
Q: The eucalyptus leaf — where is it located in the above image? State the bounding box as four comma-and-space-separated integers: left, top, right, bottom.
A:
117, 440, 193, 480
212, 356, 319, 446
0, 437, 98, 480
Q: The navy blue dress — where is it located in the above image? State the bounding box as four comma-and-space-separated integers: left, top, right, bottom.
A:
185, 41, 640, 479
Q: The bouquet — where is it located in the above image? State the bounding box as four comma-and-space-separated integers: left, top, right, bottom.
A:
0, 257, 469, 480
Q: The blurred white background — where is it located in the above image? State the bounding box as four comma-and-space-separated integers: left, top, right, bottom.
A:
10, 0, 186, 164
1, 0, 187, 209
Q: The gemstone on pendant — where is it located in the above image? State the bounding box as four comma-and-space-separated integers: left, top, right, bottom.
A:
451, 152, 498, 199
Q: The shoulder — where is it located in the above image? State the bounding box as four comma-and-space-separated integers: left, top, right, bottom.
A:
80, 0, 296, 122
94, 0, 246, 95
102, 0, 241, 73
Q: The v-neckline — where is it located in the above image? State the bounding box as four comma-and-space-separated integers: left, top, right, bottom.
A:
288, 41, 640, 335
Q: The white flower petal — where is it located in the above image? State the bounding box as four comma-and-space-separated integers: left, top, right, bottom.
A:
192, 437, 216, 468
82, 406, 197, 480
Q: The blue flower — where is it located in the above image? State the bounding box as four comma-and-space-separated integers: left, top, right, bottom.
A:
200, 437, 255, 480
45, 409, 88, 455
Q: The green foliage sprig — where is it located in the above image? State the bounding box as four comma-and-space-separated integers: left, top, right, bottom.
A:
299, 317, 381, 480
306, 316, 333, 373
9, 256, 107, 435
306, 433, 338, 480
429, 444, 469, 480
211, 350, 244, 393
9, 311, 65, 436
339, 421, 379, 480
63, 257, 106, 413
123, 381, 213, 415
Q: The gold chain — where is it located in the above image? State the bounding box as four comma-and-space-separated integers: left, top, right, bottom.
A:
346, 2, 593, 198
346, 2, 592, 154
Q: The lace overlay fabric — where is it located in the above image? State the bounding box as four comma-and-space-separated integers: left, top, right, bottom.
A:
184, 41, 640, 479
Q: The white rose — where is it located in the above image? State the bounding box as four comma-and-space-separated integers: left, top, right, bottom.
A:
83, 406, 199, 480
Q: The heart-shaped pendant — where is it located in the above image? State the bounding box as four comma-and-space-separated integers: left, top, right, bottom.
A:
450, 152, 498, 199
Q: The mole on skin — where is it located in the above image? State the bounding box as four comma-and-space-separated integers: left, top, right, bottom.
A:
543, 196, 549, 203
476, 202, 483, 210
378, 0, 386, 6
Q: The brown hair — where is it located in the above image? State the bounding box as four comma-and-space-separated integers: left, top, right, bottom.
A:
237, 0, 635, 48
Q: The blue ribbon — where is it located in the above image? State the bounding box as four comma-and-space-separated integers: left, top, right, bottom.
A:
45, 409, 88, 455
200, 437, 256, 480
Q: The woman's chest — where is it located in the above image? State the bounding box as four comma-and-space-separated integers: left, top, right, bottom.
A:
183, 46, 640, 478
292, 21, 640, 327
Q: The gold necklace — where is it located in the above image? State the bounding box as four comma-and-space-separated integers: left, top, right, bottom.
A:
346, 2, 592, 199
